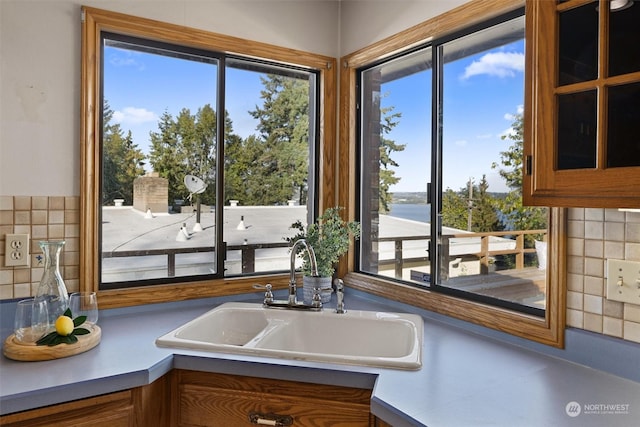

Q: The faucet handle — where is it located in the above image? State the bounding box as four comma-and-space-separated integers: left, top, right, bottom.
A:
311, 286, 323, 309
254, 283, 274, 304
335, 279, 346, 314
264, 284, 274, 304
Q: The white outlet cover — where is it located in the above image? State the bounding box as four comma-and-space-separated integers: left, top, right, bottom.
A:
606, 259, 640, 306
5, 233, 30, 267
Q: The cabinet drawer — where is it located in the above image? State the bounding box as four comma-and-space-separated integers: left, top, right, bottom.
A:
178, 383, 371, 426
0, 391, 134, 427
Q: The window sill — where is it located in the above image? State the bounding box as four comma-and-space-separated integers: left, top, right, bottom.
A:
94, 273, 292, 310
344, 270, 564, 347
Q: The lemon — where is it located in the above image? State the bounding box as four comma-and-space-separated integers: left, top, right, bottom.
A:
55, 315, 74, 336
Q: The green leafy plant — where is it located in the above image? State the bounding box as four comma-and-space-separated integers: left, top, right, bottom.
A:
287, 206, 361, 277
36, 308, 91, 346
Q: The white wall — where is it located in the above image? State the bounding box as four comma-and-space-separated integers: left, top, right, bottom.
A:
339, 0, 470, 55
0, 0, 341, 196
0, 0, 466, 196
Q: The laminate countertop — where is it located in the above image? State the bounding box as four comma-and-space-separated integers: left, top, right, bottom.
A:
1, 290, 639, 426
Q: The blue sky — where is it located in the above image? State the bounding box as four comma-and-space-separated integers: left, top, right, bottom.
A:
380, 41, 524, 194
103, 46, 263, 144
104, 38, 524, 195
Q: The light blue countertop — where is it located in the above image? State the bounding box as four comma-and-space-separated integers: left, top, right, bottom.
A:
1, 290, 639, 426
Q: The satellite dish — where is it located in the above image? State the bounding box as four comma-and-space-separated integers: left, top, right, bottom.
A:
184, 175, 207, 195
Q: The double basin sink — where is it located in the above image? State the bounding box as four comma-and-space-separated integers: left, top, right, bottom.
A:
156, 302, 423, 370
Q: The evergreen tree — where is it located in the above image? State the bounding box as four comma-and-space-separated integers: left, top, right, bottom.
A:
492, 112, 547, 241
378, 104, 405, 213
441, 176, 501, 232
441, 187, 469, 230
148, 110, 184, 205
474, 175, 502, 232
148, 105, 231, 206
248, 74, 310, 205
102, 100, 145, 205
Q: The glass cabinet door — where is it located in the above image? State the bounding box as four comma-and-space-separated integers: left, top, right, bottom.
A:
524, 0, 640, 208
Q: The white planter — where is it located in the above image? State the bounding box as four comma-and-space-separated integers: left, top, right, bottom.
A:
302, 276, 332, 304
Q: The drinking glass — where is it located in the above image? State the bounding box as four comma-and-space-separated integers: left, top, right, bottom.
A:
14, 298, 49, 343
69, 292, 99, 327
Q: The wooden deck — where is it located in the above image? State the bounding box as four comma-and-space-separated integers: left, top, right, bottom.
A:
443, 268, 547, 309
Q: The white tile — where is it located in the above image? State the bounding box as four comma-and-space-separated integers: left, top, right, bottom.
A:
567, 273, 584, 292
0, 196, 13, 210
0, 284, 13, 299
584, 240, 603, 258
584, 257, 604, 278
604, 241, 624, 259
584, 294, 603, 314
623, 321, 640, 343
603, 316, 623, 337
583, 312, 602, 333
568, 208, 584, 221
585, 208, 604, 221
605, 209, 626, 222
585, 221, 604, 240
567, 291, 583, 310
624, 304, 640, 323
566, 309, 583, 328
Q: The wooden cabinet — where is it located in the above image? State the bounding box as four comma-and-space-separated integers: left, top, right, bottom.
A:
0, 391, 135, 427
0, 371, 392, 427
171, 370, 376, 427
524, 0, 640, 208
0, 376, 169, 427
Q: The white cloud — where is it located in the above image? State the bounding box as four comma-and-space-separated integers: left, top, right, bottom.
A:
113, 107, 158, 124
504, 104, 525, 122
108, 49, 145, 70
462, 51, 524, 80
500, 126, 516, 139
476, 133, 492, 139
455, 139, 468, 146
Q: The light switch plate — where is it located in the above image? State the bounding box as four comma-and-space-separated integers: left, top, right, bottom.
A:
606, 259, 640, 305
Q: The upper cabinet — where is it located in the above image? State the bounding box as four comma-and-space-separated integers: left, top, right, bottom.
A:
524, 0, 640, 208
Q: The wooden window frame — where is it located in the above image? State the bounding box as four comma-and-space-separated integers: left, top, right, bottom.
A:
337, 0, 566, 347
80, 6, 337, 309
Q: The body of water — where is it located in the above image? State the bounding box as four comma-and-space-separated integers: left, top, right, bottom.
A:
388, 204, 430, 223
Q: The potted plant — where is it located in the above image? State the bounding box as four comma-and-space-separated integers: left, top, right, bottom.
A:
287, 207, 361, 303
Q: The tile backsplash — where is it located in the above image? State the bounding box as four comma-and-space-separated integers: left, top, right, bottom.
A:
566, 208, 640, 343
0, 196, 80, 299
1, 197, 639, 344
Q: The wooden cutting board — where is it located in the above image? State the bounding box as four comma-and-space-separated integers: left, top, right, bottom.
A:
3, 325, 101, 362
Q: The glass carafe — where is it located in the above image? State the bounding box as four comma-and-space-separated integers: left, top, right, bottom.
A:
35, 240, 69, 325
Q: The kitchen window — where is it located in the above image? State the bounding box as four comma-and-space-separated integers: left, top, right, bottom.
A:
81, 7, 336, 306
341, 0, 565, 346
357, 9, 549, 315
100, 33, 319, 289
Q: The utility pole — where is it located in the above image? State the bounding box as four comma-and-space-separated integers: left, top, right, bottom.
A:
467, 178, 474, 231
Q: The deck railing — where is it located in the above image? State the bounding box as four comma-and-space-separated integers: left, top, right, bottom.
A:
102, 242, 291, 277
377, 229, 547, 279
102, 230, 546, 279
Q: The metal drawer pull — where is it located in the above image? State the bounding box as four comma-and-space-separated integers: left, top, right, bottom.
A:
248, 411, 293, 426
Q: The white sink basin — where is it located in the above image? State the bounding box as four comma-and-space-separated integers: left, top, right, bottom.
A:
156, 302, 423, 370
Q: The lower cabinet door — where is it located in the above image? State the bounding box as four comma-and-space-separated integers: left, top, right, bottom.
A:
173, 371, 374, 427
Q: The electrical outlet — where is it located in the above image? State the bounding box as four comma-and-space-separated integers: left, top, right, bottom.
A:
5, 234, 30, 267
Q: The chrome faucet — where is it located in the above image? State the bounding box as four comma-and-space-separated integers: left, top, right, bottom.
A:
257, 239, 322, 311
289, 239, 319, 305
